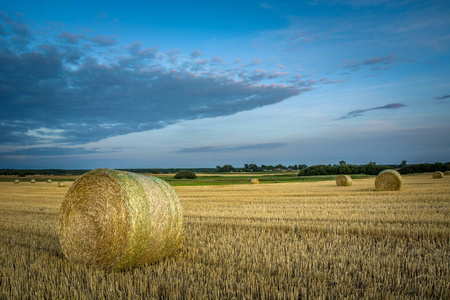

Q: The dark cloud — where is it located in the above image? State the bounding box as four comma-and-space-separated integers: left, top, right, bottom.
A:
0, 11, 302, 147
90, 35, 117, 46
434, 94, 450, 101
362, 55, 397, 65
178, 142, 290, 153
191, 49, 203, 58
56, 31, 84, 44
339, 103, 406, 120
341, 54, 398, 71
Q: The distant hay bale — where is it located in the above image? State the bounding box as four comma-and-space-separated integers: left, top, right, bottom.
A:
336, 175, 352, 186
30, 179, 36, 183
444, 171, 450, 176
375, 169, 402, 191
14, 179, 19, 183
58, 182, 66, 187
432, 171, 444, 179
58, 168, 183, 271
47, 179, 52, 183
250, 178, 259, 184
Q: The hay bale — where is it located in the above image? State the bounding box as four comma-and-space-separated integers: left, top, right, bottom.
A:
250, 178, 259, 184
375, 169, 402, 191
30, 179, 36, 183
58, 182, 66, 187
432, 171, 444, 179
47, 179, 52, 183
14, 179, 19, 183
336, 175, 352, 186
58, 168, 183, 270
444, 171, 450, 176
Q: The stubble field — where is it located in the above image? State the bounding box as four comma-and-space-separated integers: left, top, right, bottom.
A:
0, 174, 449, 299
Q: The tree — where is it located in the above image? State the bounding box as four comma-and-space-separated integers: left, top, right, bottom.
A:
339, 160, 346, 166
298, 164, 307, 170
399, 160, 407, 168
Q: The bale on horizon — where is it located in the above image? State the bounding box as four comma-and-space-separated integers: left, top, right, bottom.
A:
14, 179, 19, 183
30, 179, 35, 183
58, 182, 66, 187
47, 179, 52, 183
432, 171, 444, 179
336, 175, 352, 186
375, 169, 402, 191
251, 178, 259, 184
58, 168, 183, 271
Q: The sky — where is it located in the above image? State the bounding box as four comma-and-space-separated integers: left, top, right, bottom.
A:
0, 0, 449, 169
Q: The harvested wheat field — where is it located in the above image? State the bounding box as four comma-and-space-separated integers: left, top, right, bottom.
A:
0, 174, 449, 299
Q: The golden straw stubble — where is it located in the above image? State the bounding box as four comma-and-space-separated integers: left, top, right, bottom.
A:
58, 168, 183, 270
375, 169, 402, 191
336, 175, 352, 186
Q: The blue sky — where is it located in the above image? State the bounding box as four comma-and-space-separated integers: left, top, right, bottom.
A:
0, 0, 449, 169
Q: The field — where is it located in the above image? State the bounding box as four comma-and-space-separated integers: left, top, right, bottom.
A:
0, 174, 449, 299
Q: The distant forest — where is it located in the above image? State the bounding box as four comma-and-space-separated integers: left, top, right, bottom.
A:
0, 162, 449, 176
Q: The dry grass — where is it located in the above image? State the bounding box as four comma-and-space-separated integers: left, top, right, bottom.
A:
0, 174, 449, 298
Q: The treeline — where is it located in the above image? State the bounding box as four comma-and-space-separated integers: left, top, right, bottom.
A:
216, 164, 308, 172
298, 162, 450, 176
397, 162, 450, 174
0, 169, 89, 176
0, 168, 216, 176
297, 163, 390, 176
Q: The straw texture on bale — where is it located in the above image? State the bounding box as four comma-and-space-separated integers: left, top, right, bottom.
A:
432, 171, 444, 179
444, 171, 450, 176
58, 168, 183, 271
14, 179, 19, 183
336, 175, 352, 186
250, 178, 259, 184
30, 179, 35, 183
47, 179, 52, 183
375, 169, 402, 191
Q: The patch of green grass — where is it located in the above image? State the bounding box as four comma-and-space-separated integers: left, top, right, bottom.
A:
159, 174, 372, 186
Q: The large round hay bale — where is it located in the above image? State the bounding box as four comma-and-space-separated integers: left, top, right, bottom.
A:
375, 169, 402, 191
250, 178, 259, 184
47, 179, 52, 183
14, 179, 19, 183
30, 179, 35, 183
444, 171, 450, 176
432, 171, 444, 179
58, 182, 66, 187
336, 175, 352, 186
58, 168, 183, 270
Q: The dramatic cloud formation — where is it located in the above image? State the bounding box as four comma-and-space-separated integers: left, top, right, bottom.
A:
339, 103, 406, 120
0, 11, 304, 147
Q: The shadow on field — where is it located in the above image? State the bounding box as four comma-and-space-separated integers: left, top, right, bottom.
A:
0, 222, 64, 258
